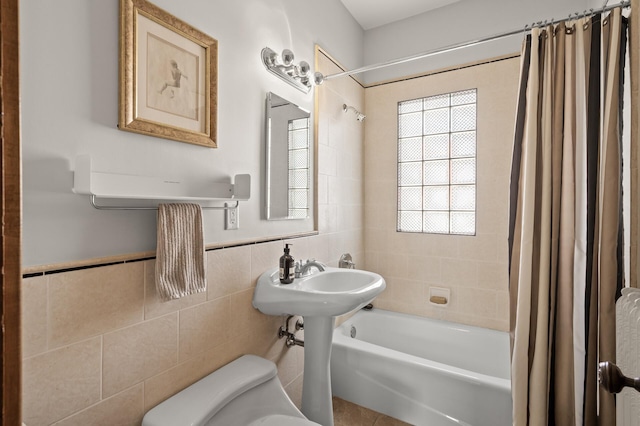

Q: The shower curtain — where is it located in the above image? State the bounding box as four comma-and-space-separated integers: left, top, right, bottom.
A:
508, 8, 627, 426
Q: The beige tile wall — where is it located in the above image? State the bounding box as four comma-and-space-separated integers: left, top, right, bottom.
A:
22, 241, 304, 425
21, 49, 365, 426
363, 57, 521, 331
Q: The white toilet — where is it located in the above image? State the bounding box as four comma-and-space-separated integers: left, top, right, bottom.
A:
142, 354, 320, 426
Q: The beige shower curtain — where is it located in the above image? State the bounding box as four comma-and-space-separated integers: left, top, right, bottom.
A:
508, 8, 627, 426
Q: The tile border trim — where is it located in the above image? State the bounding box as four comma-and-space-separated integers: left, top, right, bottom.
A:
22, 232, 317, 278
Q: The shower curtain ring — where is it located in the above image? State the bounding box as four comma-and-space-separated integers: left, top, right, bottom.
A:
551, 18, 559, 36
584, 8, 594, 29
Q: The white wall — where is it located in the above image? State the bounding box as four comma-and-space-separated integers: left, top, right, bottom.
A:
22, 0, 613, 267
361, 0, 592, 84
21, 0, 363, 267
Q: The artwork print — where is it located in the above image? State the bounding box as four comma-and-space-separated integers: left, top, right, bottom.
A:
119, 0, 218, 147
147, 34, 199, 120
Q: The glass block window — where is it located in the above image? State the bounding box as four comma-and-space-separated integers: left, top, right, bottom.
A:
397, 89, 476, 235
288, 118, 309, 218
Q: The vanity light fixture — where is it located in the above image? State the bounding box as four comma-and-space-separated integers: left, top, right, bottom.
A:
261, 47, 315, 93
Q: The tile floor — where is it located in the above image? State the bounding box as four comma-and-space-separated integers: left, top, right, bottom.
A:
333, 397, 411, 426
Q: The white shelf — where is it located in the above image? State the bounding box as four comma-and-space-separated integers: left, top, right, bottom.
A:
73, 155, 250, 207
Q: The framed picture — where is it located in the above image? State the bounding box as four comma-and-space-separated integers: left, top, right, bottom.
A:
119, 0, 218, 147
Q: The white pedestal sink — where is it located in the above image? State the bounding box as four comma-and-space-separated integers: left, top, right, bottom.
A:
252, 267, 386, 426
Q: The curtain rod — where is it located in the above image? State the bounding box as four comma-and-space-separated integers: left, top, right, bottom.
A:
317, 0, 630, 82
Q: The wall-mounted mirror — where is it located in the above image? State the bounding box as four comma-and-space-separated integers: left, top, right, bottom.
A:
265, 92, 311, 220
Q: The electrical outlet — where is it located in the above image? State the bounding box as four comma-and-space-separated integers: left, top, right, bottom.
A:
225, 203, 239, 230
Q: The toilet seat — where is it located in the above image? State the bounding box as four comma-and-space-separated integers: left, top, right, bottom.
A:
143, 355, 320, 426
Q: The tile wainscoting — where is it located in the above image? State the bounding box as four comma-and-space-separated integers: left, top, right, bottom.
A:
21, 238, 342, 425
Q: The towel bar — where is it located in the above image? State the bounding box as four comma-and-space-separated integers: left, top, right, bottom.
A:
89, 195, 239, 211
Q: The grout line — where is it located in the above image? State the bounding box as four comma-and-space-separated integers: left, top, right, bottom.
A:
176, 308, 181, 364
45, 274, 50, 353
100, 335, 104, 401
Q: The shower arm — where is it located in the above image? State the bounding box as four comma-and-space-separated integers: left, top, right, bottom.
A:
342, 104, 366, 121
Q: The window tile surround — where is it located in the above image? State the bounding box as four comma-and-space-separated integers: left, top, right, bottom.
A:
363, 56, 521, 331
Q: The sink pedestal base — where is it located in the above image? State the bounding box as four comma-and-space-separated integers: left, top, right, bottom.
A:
301, 316, 335, 426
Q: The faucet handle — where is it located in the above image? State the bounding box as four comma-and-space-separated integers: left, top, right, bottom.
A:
339, 253, 355, 269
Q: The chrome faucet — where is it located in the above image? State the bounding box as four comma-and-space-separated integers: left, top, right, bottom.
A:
297, 259, 326, 277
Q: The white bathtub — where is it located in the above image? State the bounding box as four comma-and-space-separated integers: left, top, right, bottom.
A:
330, 309, 512, 426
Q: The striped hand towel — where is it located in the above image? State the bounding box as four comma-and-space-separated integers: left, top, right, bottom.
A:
155, 203, 206, 301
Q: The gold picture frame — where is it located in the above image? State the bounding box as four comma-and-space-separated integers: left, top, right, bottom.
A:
119, 0, 217, 147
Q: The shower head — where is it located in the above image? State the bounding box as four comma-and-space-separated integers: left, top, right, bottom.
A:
343, 104, 366, 122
